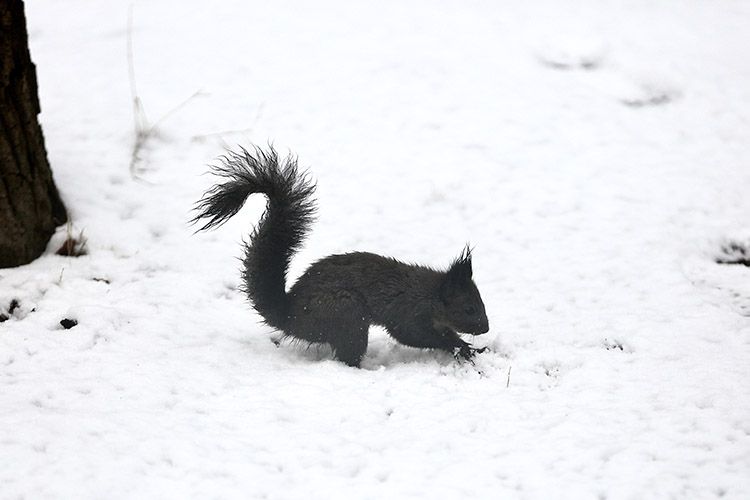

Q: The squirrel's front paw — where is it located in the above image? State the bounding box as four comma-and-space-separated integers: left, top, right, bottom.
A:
454, 345, 488, 363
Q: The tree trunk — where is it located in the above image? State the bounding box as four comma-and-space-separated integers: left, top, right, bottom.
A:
0, 0, 66, 268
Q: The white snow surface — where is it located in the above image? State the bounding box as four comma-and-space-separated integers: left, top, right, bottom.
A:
2, 0, 750, 498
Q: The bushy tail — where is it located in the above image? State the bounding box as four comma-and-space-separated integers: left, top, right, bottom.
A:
192, 145, 317, 329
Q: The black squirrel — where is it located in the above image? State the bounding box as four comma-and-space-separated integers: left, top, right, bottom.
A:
192, 146, 489, 367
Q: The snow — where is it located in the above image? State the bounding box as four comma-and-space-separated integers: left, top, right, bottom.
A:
2, 0, 750, 498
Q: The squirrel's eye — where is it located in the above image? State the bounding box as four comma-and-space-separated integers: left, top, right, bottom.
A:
464, 306, 476, 315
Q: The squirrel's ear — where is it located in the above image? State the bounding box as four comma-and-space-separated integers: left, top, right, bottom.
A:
442, 245, 473, 296
455, 245, 473, 277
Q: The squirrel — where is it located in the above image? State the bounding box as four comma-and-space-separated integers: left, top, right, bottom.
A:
192, 145, 489, 367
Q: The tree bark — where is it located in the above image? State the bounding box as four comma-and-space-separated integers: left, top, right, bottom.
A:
0, 0, 66, 268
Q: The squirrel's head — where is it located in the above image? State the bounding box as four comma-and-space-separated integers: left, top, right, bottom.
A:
438, 246, 489, 335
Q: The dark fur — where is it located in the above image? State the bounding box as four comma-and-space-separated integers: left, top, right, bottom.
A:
193, 146, 489, 367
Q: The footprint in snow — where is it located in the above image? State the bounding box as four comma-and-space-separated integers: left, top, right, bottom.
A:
682, 238, 750, 317
603, 338, 632, 353
619, 79, 680, 108
534, 36, 608, 71
0, 299, 20, 322
713, 240, 750, 316
715, 240, 750, 268
535, 37, 681, 108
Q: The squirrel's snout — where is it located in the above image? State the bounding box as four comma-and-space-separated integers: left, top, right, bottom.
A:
472, 318, 489, 335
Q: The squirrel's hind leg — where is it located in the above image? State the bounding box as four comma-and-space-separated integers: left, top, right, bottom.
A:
328, 292, 370, 367
330, 322, 369, 367
289, 290, 370, 367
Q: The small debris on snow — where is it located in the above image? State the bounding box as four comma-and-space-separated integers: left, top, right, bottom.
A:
59, 318, 78, 330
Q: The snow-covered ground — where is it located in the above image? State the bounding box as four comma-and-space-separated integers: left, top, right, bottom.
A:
2, 0, 749, 498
